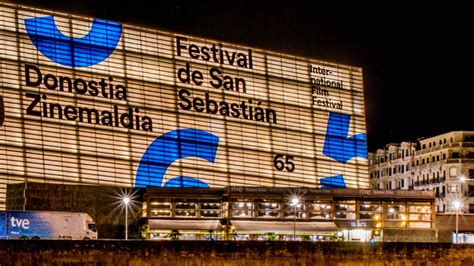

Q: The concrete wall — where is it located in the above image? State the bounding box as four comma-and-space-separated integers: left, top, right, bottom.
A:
0, 240, 472, 265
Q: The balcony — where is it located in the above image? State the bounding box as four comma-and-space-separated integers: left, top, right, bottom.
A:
415, 142, 474, 156
446, 158, 474, 164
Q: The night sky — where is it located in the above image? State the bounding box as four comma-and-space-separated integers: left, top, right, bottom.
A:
9, 0, 474, 151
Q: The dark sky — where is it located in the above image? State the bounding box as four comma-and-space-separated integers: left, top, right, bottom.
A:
9, 0, 474, 151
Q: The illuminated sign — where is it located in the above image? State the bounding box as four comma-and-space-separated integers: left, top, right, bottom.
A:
0, 3, 369, 208
335, 220, 374, 228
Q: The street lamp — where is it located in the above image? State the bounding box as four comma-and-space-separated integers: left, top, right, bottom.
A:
453, 200, 461, 244
452, 174, 467, 244
123, 196, 130, 240
459, 175, 467, 198
290, 196, 300, 241
113, 189, 138, 240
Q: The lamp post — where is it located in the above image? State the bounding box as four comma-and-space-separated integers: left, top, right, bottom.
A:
290, 196, 299, 241
123, 196, 130, 240
453, 175, 466, 244
453, 200, 461, 244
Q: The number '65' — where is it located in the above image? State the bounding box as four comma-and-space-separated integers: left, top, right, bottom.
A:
273, 154, 295, 172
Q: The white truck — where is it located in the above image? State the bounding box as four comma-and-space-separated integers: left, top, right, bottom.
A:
0, 210, 97, 240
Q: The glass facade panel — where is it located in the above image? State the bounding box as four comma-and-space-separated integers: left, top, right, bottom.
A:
385, 205, 406, 220
176, 203, 197, 210
232, 210, 253, 218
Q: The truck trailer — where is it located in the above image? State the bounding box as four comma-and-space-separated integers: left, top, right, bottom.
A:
0, 210, 97, 240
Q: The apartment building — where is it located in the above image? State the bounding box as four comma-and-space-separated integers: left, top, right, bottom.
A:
369, 142, 417, 190
369, 131, 474, 214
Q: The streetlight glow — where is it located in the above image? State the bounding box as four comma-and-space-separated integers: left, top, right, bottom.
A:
453, 201, 461, 210
123, 196, 130, 205
459, 175, 467, 183
123, 195, 130, 240
110, 188, 139, 240
291, 197, 299, 206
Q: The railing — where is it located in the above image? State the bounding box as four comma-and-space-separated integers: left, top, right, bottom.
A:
414, 178, 443, 187
415, 142, 474, 156
447, 158, 474, 163
412, 158, 474, 171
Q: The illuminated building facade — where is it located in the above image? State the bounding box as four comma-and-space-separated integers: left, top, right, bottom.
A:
413, 131, 474, 214
369, 142, 417, 190
6, 182, 437, 242
0, 2, 369, 209
141, 187, 436, 242
369, 131, 474, 214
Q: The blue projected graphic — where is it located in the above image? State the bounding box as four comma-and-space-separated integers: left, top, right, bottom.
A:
24, 16, 122, 67
134, 129, 219, 188
323, 112, 367, 163
163, 177, 210, 188
320, 175, 347, 188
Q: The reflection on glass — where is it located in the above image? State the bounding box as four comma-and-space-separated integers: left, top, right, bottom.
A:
308, 211, 331, 219
232, 210, 252, 218
175, 210, 196, 217
335, 212, 356, 219
257, 210, 279, 218
409, 206, 431, 214
233, 202, 253, 210
385, 205, 406, 220
283, 211, 305, 218
308, 203, 331, 211
201, 203, 221, 210
257, 202, 279, 210
150, 210, 171, 217
284, 203, 304, 211
201, 210, 221, 217
359, 203, 381, 212
176, 202, 196, 209
150, 202, 171, 209
359, 212, 374, 219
